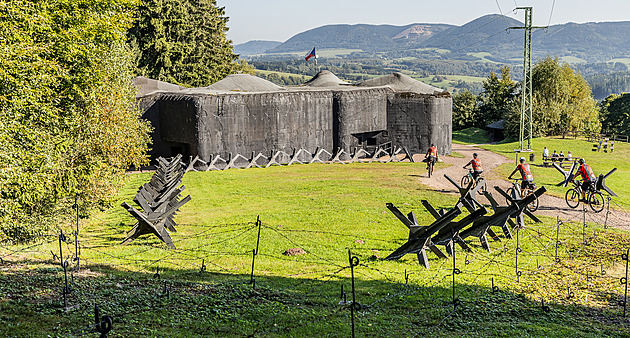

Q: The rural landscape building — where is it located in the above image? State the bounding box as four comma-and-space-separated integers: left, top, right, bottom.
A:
135, 71, 452, 161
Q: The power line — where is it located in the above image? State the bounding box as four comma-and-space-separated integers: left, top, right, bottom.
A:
547, 0, 557, 28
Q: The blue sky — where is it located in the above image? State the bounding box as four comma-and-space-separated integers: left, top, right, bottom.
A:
217, 0, 630, 44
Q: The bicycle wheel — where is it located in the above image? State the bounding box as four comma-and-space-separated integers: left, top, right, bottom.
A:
526, 192, 539, 212
505, 187, 515, 204
565, 189, 580, 209
461, 175, 472, 188
588, 191, 605, 213
428, 162, 433, 178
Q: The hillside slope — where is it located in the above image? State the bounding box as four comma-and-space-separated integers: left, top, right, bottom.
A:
262, 15, 630, 63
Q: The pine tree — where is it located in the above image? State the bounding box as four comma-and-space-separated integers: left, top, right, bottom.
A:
129, 0, 253, 87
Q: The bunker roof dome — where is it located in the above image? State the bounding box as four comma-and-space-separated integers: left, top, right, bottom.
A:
304, 70, 350, 87
206, 73, 285, 92
357, 72, 444, 95
132, 76, 186, 97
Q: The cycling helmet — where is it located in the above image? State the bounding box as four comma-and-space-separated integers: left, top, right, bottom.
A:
473, 153, 478, 157
519, 157, 526, 163
578, 158, 585, 164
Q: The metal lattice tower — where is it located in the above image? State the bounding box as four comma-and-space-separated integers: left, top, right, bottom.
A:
510, 7, 547, 151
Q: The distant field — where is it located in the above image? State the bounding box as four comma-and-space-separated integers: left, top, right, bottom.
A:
413, 74, 485, 92
559, 56, 587, 64
409, 47, 450, 54
467, 52, 499, 63
609, 58, 630, 66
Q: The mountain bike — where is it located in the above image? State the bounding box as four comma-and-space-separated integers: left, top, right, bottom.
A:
506, 179, 539, 212
461, 169, 486, 194
564, 180, 605, 213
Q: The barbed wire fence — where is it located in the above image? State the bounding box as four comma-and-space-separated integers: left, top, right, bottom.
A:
1, 197, 630, 337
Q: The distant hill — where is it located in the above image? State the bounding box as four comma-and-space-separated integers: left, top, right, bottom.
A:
421, 15, 523, 53
267, 23, 453, 53
533, 21, 630, 62
256, 15, 630, 63
234, 40, 282, 55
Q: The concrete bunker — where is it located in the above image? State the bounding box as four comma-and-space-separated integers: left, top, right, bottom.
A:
135, 71, 452, 161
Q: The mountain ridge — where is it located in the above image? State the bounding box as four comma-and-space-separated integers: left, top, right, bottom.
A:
235, 15, 630, 63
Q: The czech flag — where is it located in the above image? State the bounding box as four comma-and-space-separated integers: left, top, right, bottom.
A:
305, 47, 316, 61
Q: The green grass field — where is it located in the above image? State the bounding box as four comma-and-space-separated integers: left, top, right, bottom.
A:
478, 136, 630, 211
1, 144, 630, 336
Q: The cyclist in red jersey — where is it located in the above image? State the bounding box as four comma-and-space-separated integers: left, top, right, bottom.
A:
508, 157, 534, 196
575, 158, 597, 201
425, 144, 438, 169
463, 153, 483, 180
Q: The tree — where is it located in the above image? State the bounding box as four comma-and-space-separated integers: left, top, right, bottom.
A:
452, 91, 479, 130
600, 93, 630, 136
477, 66, 519, 128
0, 0, 151, 242
129, 0, 254, 87
506, 57, 601, 138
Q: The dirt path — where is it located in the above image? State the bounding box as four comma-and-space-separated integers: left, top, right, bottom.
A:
413, 144, 630, 231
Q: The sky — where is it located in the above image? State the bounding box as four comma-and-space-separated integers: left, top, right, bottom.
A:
216, 0, 630, 44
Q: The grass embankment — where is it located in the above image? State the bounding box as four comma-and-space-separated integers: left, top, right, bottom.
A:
1, 160, 630, 336
453, 127, 492, 145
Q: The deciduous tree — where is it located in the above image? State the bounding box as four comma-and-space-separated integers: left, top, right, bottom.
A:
506, 56, 600, 137
452, 90, 479, 130
0, 0, 151, 242
477, 66, 519, 129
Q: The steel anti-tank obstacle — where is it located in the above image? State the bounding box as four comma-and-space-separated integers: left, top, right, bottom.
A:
384, 173, 547, 267
121, 155, 191, 249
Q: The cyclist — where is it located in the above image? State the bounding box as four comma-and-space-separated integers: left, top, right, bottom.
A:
575, 158, 597, 202
463, 153, 483, 180
508, 157, 534, 198
425, 144, 438, 170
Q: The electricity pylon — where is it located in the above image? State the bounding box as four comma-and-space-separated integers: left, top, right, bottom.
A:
509, 7, 547, 151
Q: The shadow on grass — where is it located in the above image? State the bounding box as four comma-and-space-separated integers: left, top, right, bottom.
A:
1, 257, 629, 337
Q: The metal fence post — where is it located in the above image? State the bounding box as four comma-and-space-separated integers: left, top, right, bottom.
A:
250, 216, 262, 288
348, 249, 360, 338
622, 249, 629, 317
73, 196, 80, 270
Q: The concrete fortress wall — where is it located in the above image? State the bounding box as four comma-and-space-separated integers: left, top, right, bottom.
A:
196, 91, 335, 159
385, 92, 452, 154
334, 88, 388, 152
136, 72, 452, 161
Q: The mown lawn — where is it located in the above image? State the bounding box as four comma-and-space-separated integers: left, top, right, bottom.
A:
1, 158, 630, 337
